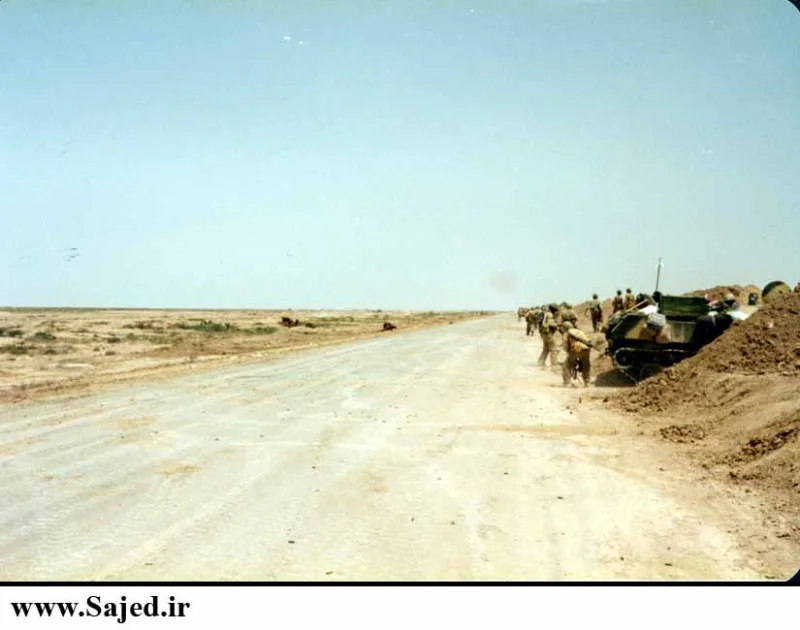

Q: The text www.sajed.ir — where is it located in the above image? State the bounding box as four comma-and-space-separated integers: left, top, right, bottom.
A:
10, 595, 189, 624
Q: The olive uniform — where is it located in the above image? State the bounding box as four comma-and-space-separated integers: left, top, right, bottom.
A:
559, 307, 578, 326
562, 323, 592, 386
587, 298, 602, 332
623, 289, 637, 311
612, 293, 624, 313
534, 308, 545, 331
524, 308, 538, 336
538, 309, 559, 367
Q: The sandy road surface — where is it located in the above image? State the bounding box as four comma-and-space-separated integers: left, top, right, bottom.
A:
1, 316, 795, 581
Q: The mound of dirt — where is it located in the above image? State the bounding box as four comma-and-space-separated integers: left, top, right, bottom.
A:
613, 291, 800, 512
660, 424, 707, 443
620, 291, 800, 414
571, 296, 616, 331
696, 293, 800, 375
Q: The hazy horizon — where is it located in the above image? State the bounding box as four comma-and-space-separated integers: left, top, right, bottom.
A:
3, 1, 799, 310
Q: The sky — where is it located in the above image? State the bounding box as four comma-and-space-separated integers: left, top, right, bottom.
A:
1, 0, 799, 310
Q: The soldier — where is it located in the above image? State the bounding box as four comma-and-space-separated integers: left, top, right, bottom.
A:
559, 303, 578, 326
561, 321, 592, 387
538, 304, 560, 368
612, 290, 624, 313
623, 288, 637, 310
534, 306, 545, 332
524, 307, 538, 336
794, 282, 800, 294
517, 306, 527, 321
586, 294, 603, 332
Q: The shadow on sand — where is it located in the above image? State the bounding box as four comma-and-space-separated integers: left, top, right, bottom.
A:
593, 369, 635, 388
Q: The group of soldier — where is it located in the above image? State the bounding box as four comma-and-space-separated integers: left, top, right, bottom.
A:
518, 288, 641, 388
519, 283, 800, 388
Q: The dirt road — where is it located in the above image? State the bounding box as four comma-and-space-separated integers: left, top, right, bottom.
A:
1, 316, 795, 581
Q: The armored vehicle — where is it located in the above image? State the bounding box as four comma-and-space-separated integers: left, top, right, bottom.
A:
604, 294, 735, 381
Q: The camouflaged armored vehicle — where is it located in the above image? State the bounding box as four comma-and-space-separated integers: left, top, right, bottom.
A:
604, 294, 735, 381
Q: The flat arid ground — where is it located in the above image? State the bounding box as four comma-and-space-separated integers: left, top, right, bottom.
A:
0, 308, 485, 404
1, 313, 798, 581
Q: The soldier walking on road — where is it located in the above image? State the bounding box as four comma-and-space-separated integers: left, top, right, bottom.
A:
586, 294, 603, 332
524, 308, 538, 337
538, 304, 560, 368
561, 321, 592, 387
612, 290, 624, 313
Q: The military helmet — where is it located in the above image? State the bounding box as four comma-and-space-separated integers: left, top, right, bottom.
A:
592, 294, 598, 299
724, 292, 735, 301
616, 290, 622, 296
561, 320, 574, 331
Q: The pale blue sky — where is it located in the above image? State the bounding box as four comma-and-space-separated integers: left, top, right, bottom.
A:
2, 0, 799, 309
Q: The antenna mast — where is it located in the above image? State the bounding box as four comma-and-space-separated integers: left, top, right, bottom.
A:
655, 257, 664, 293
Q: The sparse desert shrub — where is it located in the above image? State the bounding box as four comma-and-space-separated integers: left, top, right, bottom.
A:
123, 321, 157, 330
173, 320, 238, 333
0, 328, 24, 338
125, 333, 137, 341
108, 335, 122, 343
105, 350, 117, 356
32, 331, 56, 341
1, 344, 28, 355
43, 348, 58, 355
